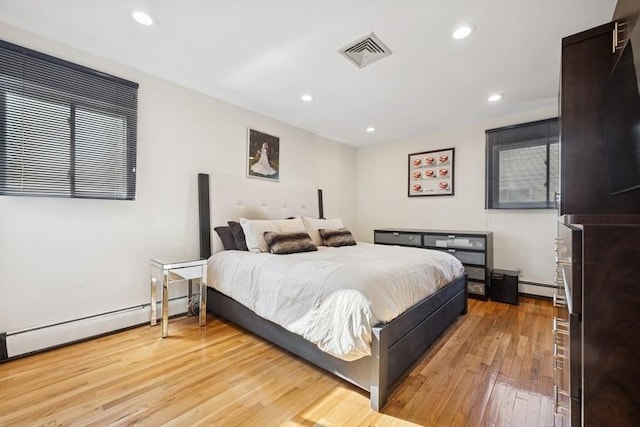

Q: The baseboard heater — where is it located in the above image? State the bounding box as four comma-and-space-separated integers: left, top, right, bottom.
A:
518, 280, 557, 299
1, 296, 190, 361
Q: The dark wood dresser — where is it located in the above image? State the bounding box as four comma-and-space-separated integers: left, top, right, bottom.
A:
374, 229, 493, 300
556, 8, 640, 425
555, 217, 640, 426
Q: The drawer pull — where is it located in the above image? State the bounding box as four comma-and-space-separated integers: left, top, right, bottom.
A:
392, 232, 400, 236
553, 340, 567, 370
554, 242, 567, 252
553, 385, 570, 415
553, 343, 568, 359
553, 317, 569, 335
553, 294, 567, 308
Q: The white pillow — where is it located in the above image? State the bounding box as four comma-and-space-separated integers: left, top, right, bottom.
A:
301, 216, 344, 246
240, 217, 306, 252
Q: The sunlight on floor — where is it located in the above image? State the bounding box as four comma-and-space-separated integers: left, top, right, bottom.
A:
483, 382, 555, 427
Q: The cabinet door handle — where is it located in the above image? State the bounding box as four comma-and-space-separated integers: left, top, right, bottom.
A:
613, 21, 628, 53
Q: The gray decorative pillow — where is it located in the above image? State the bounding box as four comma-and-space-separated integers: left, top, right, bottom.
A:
263, 231, 318, 254
214, 226, 237, 250
227, 221, 249, 251
319, 228, 357, 247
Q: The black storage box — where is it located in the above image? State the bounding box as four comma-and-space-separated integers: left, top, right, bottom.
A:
490, 269, 519, 305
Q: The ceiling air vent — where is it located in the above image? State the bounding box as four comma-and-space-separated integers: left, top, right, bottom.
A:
339, 32, 392, 69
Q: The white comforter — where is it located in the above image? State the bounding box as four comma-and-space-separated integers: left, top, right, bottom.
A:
207, 242, 464, 361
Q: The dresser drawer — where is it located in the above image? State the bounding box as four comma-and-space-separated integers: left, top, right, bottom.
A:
424, 234, 486, 250
445, 249, 485, 265
558, 223, 582, 315
468, 281, 487, 296
374, 229, 493, 302
464, 265, 486, 281
374, 231, 421, 247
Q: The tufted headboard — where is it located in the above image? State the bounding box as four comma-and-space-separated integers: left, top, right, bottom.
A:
198, 173, 322, 258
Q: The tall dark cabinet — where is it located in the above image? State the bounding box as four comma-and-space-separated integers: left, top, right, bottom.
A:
556, 11, 640, 427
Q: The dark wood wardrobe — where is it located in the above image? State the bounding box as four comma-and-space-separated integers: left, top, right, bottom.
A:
555, 1, 640, 424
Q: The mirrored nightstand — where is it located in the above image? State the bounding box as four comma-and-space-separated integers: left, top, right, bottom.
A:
150, 258, 207, 338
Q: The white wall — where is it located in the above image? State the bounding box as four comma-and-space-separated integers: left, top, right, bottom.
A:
0, 24, 356, 346
355, 107, 559, 288
0, 22, 557, 354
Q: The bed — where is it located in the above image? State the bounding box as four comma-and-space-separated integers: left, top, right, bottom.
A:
197, 173, 468, 411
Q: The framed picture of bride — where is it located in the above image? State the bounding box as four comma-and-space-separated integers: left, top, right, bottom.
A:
247, 128, 280, 181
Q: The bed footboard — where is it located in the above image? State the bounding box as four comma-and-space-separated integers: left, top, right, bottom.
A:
369, 274, 467, 411
207, 287, 373, 390
207, 274, 467, 411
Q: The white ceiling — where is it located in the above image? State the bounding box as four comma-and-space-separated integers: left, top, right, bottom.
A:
0, 0, 616, 147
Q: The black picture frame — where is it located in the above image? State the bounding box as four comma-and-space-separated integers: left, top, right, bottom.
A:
247, 128, 280, 181
408, 148, 455, 197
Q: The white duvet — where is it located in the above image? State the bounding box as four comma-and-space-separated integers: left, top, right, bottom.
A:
207, 242, 464, 361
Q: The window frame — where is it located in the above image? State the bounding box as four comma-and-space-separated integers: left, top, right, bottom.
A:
485, 117, 559, 210
0, 39, 138, 201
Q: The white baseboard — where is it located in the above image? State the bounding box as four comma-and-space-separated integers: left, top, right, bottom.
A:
7, 298, 188, 358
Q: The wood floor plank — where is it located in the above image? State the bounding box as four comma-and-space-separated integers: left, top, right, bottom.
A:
0, 297, 555, 426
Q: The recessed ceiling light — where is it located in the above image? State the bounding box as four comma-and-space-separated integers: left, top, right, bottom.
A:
366, 127, 376, 133
488, 93, 504, 102
452, 24, 475, 40
132, 11, 155, 26
301, 94, 314, 102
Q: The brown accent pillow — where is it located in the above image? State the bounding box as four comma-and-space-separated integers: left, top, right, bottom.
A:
227, 221, 249, 251
319, 228, 357, 247
214, 226, 237, 250
263, 231, 318, 255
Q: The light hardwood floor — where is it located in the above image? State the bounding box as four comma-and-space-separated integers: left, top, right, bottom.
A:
0, 297, 555, 426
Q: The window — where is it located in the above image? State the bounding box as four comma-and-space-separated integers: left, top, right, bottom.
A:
485, 118, 559, 209
0, 39, 138, 200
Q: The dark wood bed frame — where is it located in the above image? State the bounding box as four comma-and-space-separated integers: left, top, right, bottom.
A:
197, 173, 468, 410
